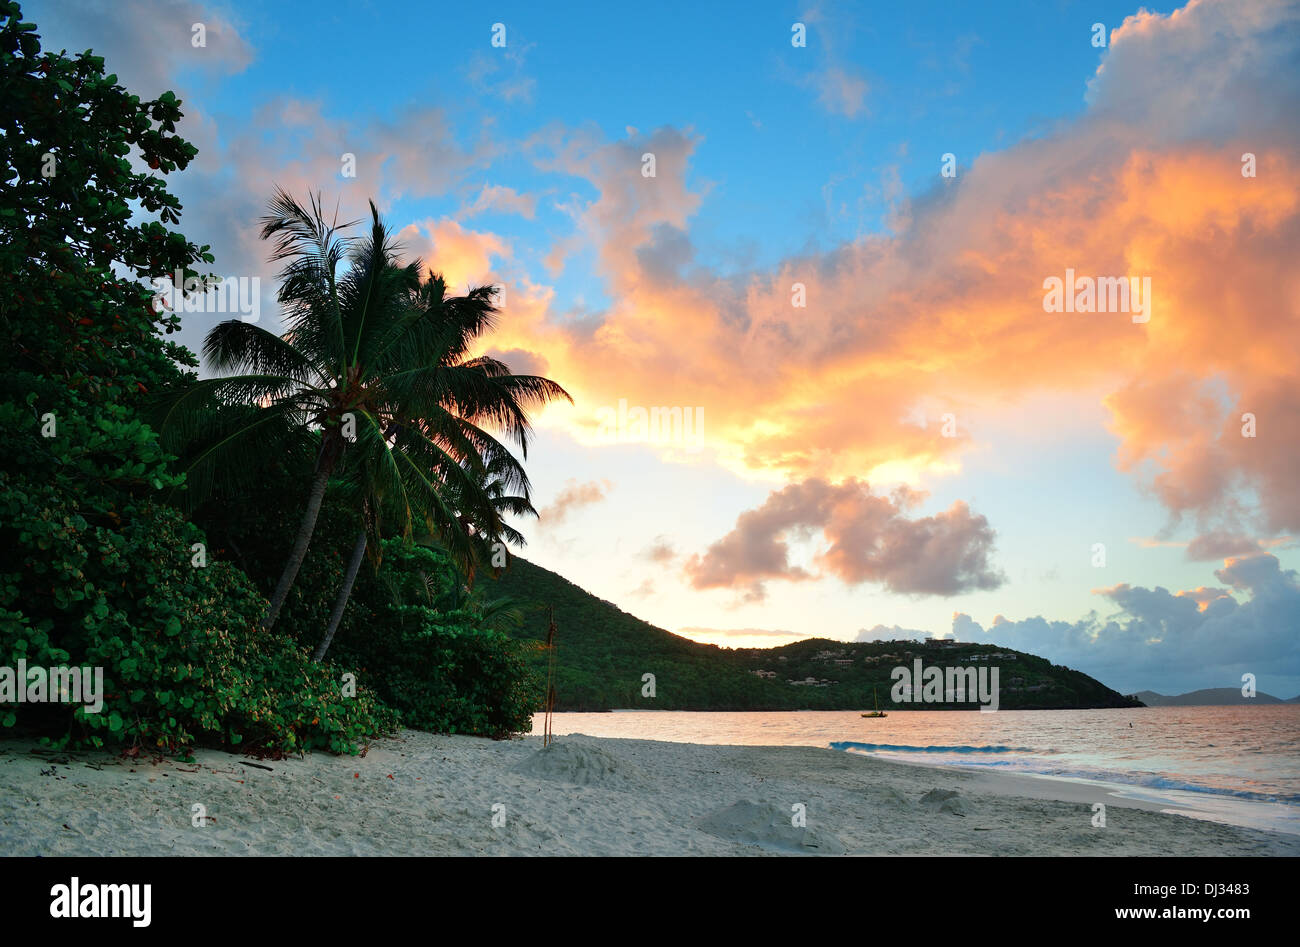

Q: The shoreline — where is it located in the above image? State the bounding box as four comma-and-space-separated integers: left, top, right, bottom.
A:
3, 730, 1296, 856
886, 756, 1300, 838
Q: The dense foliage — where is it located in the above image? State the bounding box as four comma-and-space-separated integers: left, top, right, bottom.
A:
192, 474, 542, 738
0, 464, 396, 752
328, 542, 541, 737
0, 3, 399, 753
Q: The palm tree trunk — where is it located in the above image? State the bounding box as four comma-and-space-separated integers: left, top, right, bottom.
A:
313, 529, 367, 662
262, 445, 338, 631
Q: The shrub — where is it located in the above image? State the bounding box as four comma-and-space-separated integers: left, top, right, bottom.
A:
0, 473, 392, 754
0, 467, 396, 754
325, 541, 542, 738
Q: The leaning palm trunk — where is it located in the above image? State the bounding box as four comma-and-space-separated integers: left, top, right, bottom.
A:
263, 444, 339, 630
314, 529, 367, 662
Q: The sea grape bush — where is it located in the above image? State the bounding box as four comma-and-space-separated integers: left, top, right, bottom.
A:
0, 474, 396, 753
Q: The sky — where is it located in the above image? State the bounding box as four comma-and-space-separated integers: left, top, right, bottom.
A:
29, 0, 1300, 696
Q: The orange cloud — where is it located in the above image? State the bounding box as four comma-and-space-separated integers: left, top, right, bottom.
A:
487, 0, 1300, 540
1175, 586, 1234, 612
396, 218, 510, 289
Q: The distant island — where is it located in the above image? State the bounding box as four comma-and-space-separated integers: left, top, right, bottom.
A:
1133, 688, 1300, 707
487, 557, 1143, 712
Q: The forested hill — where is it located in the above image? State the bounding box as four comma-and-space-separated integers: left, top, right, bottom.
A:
485, 557, 1143, 712
484, 557, 772, 709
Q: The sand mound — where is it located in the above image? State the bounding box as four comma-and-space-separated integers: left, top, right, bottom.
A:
871, 785, 913, 808
698, 800, 848, 855
919, 788, 969, 816
513, 738, 643, 787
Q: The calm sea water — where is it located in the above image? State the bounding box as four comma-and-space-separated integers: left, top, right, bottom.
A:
539, 705, 1300, 835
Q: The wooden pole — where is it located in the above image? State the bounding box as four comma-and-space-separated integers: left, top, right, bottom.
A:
543, 606, 557, 747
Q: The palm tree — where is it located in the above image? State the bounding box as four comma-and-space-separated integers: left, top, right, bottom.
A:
158, 189, 569, 632
308, 296, 550, 663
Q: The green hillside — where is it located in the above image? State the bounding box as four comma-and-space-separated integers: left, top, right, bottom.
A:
485, 557, 1144, 712
484, 557, 776, 709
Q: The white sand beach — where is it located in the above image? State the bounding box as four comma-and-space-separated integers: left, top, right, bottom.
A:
2, 730, 1295, 856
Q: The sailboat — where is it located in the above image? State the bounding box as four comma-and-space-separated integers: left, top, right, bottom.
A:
861, 687, 887, 718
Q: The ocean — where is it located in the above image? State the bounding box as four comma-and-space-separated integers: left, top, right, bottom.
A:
540, 705, 1300, 836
